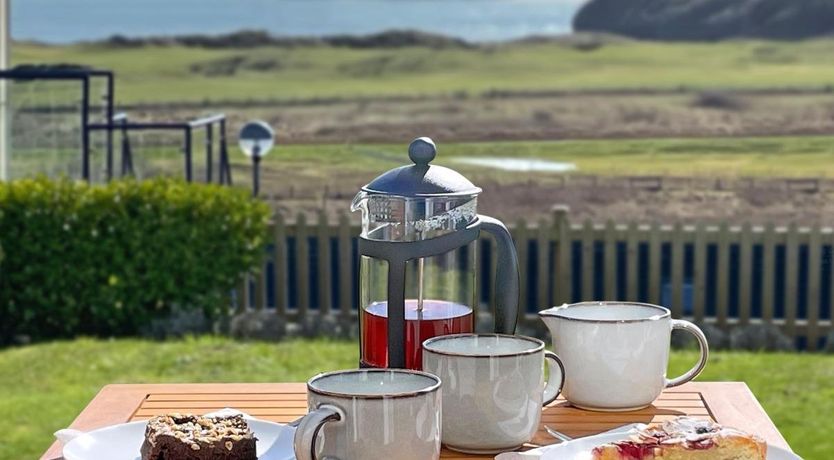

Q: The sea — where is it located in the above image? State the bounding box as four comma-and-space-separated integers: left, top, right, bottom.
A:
12, 0, 584, 44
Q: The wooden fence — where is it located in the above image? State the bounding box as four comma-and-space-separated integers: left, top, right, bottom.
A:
235, 208, 834, 351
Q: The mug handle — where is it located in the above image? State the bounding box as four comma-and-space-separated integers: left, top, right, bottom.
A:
542, 351, 566, 406
666, 320, 709, 388
293, 404, 343, 460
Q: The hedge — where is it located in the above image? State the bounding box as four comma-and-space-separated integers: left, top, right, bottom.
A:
0, 177, 271, 343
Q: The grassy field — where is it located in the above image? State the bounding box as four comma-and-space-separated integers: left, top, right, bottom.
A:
12, 135, 834, 185
0, 336, 831, 460
13, 38, 834, 104
239, 136, 834, 184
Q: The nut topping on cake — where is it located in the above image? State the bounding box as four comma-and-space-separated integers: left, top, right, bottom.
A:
141, 414, 257, 460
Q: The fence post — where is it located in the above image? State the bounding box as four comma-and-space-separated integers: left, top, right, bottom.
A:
692, 222, 706, 322
671, 222, 684, 318
254, 265, 266, 311
338, 211, 353, 317
738, 222, 753, 325
762, 223, 775, 324
716, 222, 730, 328
237, 276, 249, 314
274, 212, 287, 317
784, 223, 798, 340
252, 219, 270, 312
648, 223, 661, 305
317, 209, 332, 315
807, 226, 821, 351
553, 206, 572, 305
625, 222, 639, 301
582, 220, 595, 301
604, 220, 617, 300
296, 213, 310, 315
537, 217, 549, 310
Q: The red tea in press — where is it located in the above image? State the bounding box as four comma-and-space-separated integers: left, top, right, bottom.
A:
361, 300, 473, 369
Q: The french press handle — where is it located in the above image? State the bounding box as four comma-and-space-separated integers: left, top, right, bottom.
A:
479, 215, 520, 334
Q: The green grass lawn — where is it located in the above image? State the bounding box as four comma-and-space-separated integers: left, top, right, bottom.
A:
0, 337, 830, 460
13, 39, 834, 104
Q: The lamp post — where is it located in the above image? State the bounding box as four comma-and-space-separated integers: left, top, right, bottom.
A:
238, 121, 274, 197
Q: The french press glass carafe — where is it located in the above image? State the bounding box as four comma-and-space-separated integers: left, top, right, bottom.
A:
351, 137, 520, 369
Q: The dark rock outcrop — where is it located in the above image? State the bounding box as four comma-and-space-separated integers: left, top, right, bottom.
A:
574, 0, 834, 41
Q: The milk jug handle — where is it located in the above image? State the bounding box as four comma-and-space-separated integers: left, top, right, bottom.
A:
666, 320, 709, 388
479, 215, 520, 334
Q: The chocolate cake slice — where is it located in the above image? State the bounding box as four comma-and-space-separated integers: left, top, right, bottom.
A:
141, 414, 257, 460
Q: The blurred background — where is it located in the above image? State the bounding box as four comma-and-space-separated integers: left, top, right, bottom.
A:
5, 0, 834, 226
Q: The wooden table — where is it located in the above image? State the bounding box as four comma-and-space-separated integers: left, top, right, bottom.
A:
41, 382, 790, 459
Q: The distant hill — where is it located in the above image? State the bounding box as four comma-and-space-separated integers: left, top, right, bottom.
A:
98, 29, 473, 50
574, 0, 834, 41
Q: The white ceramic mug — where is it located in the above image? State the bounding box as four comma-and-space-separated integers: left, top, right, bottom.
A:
422, 334, 565, 454
539, 301, 708, 412
293, 369, 442, 460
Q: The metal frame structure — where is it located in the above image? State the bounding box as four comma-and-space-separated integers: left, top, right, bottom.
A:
0, 65, 113, 181
88, 113, 232, 184
0, 64, 232, 184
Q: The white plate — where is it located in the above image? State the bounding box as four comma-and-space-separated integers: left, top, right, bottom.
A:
62, 419, 295, 460
495, 432, 801, 460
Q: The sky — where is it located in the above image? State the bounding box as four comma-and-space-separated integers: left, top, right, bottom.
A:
10, 0, 588, 43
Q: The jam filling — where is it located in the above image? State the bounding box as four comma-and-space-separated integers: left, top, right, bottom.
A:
614, 441, 656, 459
592, 419, 721, 459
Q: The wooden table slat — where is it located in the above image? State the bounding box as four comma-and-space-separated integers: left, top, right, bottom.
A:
145, 392, 704, 402
146, 393, 309, 401
138, 400, 708, 411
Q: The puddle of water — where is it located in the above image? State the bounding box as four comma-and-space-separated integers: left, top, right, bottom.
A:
452, 157, 577, 173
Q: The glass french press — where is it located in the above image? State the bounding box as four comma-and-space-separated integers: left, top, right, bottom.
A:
351, 137, 520, 369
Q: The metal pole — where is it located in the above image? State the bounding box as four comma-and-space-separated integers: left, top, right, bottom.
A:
80, 76, 90, 181
219, 118, 229, 184
105, 74, 114, 181
206, 124, 213, 182
120, 117, 133, 176
252, 145, 261, 197
0, 0, 10, 181
184, 127, 192, 182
